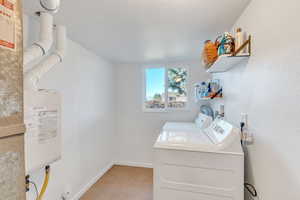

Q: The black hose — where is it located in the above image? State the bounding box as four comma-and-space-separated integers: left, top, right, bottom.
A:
244, 183, 258, 197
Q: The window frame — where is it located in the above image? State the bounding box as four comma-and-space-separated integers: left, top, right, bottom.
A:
142, 64, 190, 113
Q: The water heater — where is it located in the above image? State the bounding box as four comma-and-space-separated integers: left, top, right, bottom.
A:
24, 89, 61, 173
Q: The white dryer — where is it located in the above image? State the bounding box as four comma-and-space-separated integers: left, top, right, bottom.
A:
153, 119, 244, 200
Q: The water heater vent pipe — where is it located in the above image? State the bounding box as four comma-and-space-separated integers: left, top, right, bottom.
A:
40, 0, 61, 13
24, 25, 66, 91
23, 12, 53, 69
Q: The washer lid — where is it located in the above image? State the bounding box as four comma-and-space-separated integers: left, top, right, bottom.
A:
163, 114, 212, 132
154, 130, 214, 152
163, 122, 201, 132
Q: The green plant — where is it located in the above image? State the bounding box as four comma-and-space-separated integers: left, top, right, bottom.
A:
168, 68, 187, 95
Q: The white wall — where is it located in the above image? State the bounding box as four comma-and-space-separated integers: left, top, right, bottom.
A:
24, 15, 116, 200
212, 0, 300, 199
115, 62, 210, 166
23, 0, 300, 199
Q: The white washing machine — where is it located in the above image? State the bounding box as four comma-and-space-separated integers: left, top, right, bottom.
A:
153, 119, 244, 200
163, 113, 213, 132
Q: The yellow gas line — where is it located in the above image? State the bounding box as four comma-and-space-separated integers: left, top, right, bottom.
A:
36, 166, 50, 200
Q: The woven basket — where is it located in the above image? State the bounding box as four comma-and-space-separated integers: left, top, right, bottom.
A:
202, 40, 219, 69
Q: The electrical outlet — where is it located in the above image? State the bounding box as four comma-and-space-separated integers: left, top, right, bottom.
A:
240, 113, 254, 145
244, 130, 254, 145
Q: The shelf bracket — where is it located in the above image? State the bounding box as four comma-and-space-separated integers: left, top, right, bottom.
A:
232, 35, 251, 56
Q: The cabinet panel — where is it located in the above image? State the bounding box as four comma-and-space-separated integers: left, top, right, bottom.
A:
0, 135, 25, 200
0, 0, 24, 136
0, 0, 26, 199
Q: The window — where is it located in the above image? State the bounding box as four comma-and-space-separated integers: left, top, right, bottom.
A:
143, 66, 188, 111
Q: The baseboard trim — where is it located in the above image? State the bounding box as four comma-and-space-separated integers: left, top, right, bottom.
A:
114, 161, 153, 169
70, 162, 114, 200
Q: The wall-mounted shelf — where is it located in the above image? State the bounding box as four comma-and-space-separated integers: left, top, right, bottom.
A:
207, 54, 250, 73
195, 80, 223, 101
206, 35, 251, 73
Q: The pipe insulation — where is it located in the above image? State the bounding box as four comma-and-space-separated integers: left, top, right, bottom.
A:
24, 12, 53, 69
24, 25, 66, 91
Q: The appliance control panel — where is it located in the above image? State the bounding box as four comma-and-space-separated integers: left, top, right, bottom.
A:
195, 113, 213, 129
205, 119, 234, 144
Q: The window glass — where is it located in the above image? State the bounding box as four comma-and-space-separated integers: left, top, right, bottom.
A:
145, 68, 166, 109
144, 67, 188, 111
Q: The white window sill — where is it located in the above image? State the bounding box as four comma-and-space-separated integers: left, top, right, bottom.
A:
142, 107, 191, 113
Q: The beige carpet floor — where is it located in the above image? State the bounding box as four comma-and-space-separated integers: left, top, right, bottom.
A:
80, 165, 153, 200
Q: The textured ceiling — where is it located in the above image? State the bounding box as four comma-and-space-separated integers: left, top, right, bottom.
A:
23, 0, 250, 64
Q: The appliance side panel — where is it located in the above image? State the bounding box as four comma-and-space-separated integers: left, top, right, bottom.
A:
154, 148, 243, 200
